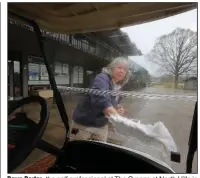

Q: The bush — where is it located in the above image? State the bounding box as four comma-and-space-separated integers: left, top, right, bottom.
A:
164, 83, 173, 88
162, 82, 184, 89
177, 83, 184, 89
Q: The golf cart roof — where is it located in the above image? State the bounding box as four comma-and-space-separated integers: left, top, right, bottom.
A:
8, 2, 197, 34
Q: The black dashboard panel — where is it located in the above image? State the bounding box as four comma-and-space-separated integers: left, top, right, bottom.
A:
48, 140, 174, 173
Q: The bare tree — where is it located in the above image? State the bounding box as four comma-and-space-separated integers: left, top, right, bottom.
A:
146, 28, 197, 88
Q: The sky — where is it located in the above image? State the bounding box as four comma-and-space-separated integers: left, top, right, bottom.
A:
121, 9, 197, 77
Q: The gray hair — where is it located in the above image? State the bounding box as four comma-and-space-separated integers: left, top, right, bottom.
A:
102, 57, 130, 86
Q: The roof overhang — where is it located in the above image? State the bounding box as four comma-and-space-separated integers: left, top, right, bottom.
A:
95, 29, 142, 56
8, 2, 197, 34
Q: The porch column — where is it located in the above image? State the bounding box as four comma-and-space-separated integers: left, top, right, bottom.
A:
20, 53, 28, 98
69, 65, 74, 87
8, 60, 14, 100
83, 67, 87, 88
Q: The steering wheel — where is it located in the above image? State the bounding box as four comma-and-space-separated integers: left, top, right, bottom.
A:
8, 96, 50, 173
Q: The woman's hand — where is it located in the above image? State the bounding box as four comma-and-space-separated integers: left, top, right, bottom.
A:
103, 105, 125, 118
116, 104, 125, 115
103, 106, 118, 118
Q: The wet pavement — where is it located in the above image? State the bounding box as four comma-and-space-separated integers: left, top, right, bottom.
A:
120, 88, 197, 173
12, 87, 197, 173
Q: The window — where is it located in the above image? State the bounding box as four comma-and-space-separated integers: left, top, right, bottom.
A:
55, 62, 69, 76
14, 61, 20, 73
54, 63, 69, 85
78, 66, 83, 84
55, 62, 62, 76
28, 63, 40, 81
73, 66, 79, 83
62, 64, 69, 75
40, 64, 49, 80
73, 66, 83, 84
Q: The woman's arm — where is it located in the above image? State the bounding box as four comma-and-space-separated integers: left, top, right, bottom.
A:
90, 74, 118, 116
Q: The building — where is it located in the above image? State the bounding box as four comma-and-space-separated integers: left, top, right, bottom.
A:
8, 18, 142, 100
184, 77, 197, 90
123, 60, 150, 90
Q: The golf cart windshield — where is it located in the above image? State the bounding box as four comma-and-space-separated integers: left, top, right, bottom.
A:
8, 2, 197, 174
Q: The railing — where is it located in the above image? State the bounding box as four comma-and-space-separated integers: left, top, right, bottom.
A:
9, 19, 122, 60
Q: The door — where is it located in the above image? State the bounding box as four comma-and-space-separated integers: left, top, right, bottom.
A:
8, 59, 22, 101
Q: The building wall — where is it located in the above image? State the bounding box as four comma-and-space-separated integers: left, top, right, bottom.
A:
8, 21, 142, 97
8, 22, 110, 96
8, 22, 108, 71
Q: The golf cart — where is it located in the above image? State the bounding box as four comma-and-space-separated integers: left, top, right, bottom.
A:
8, 3, 197, 173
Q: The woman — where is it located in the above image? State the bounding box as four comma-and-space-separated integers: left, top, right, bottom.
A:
70, 57, 130, 142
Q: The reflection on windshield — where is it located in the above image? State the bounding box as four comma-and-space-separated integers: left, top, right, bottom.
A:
62, 87, 196, 170
56, 57, 197, 170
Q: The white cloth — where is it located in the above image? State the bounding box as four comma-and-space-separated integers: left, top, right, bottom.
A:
109, 114, 177, 152
108, 114, 178, 165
